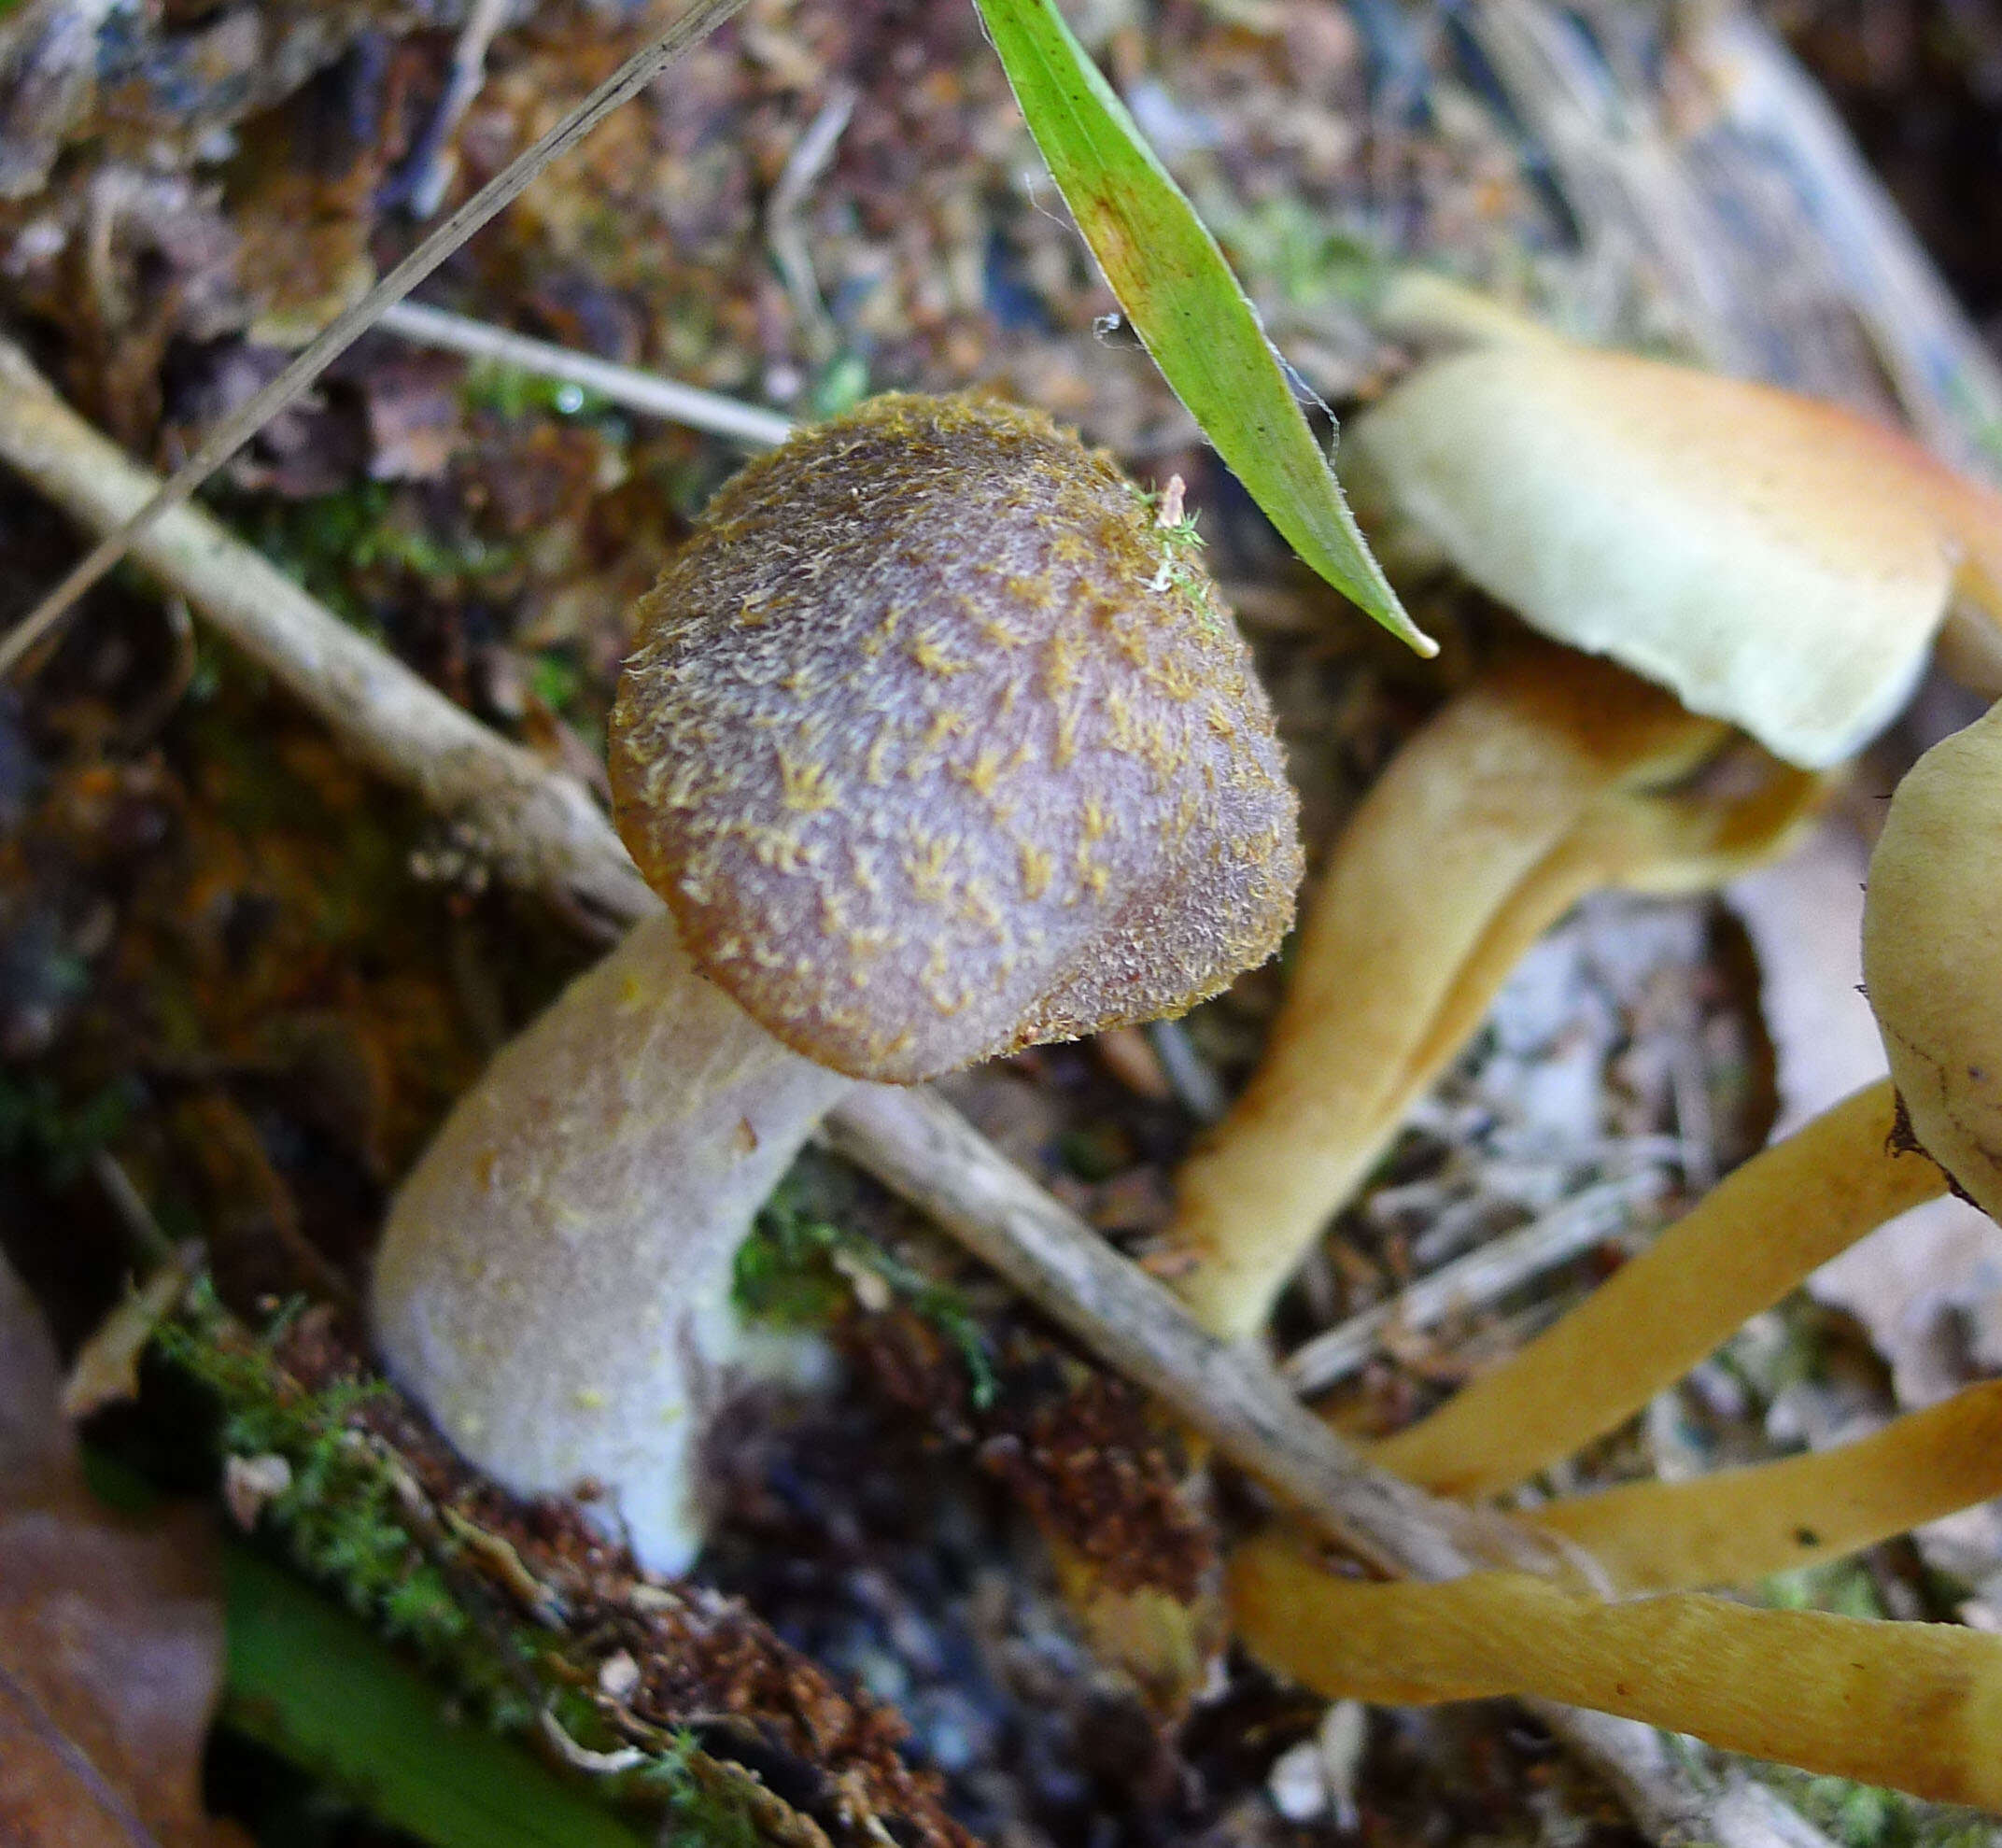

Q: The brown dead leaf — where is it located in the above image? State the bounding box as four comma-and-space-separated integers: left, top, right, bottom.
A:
0, 1253, 242, 1848
362, 353, 467, 483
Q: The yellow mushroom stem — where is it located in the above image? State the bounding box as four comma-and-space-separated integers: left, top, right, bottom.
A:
1524, 1379, 2002, 1593
1402, 750, 1827, 1101
1045, 1534, 1219, 1719
1371, 1079, 1947, 1497
1167, 644, 1824, 1342
1229, 1539, 2002, 1809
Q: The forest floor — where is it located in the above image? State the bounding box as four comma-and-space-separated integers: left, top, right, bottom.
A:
3, 1, 2001, 1844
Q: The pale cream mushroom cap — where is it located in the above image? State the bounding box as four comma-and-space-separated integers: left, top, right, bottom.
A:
1863, 698, 2002, 1220
1348, 343, 1997, 768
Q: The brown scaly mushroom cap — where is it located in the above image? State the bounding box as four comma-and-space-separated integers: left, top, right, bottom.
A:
610, 391, 1300, 1084
374, 392, 1299, 1572
1864, 698, 2002, 1220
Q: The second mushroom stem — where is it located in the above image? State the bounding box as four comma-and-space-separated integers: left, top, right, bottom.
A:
1165, 643, 1820, 1341
1230, 1542, 2002, 1810
1369, 1077, 1947, 1496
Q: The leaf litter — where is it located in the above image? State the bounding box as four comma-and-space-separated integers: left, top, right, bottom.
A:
0, 1249, 243, 1848
2, 0, 2000, 1844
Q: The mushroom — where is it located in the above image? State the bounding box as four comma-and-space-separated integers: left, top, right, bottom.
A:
1369, 1079, 1945, 1494
1223, 712, 2002, 1802
371, 392, 1302, 1573
1228, 1539, 2002, 1808
1862, 693, 2002, 1220
1165, 288, 2002, 1342
1521, 1377, 2002, 1595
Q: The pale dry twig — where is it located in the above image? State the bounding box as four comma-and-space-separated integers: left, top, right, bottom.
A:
1282, 1172, 1667, 1396
377, 302, 796, 450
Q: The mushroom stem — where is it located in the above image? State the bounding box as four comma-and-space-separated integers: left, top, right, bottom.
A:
372, 910, 854, 1573
1528, 1379, 2002, 1593
1396, 751, 1826, 1112
1370, 1079, 1947, 1498
1228, 1541, 2002, 1809
1167, 649, 1730, 1341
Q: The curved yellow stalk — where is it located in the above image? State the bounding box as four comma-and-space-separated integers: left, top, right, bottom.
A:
1399, 753, 1826, 1104
1528, 1380, 2002, 1593
1230, 1538, 2002, 1808
1168, 648, 1725, 1340
1372, 1080, 1948, 1497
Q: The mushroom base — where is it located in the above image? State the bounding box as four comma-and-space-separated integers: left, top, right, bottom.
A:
371, 908, 855, 1573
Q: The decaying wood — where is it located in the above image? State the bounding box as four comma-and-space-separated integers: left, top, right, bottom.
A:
0, 338, 654, 929
823, 1088, 1480, 1582
1457, 0, 2002, 476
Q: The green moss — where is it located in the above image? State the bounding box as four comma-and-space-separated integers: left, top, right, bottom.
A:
462, 360, 610, 423
641, 1735, 774, 1848
731, 1193, 852, 1330
0, 1072, 134, 1187
809, 356, 871, 420
1760, 1556, 1886, 1622
1765, 1766, 1995, 1848
220, 481, 389, 633
158, 1290, 796, 1844
735, 1163, 997, 1409
528, 649, 589, 721
156, 1289, 538, 1725
1057, 1122, 1125, 1183
1125, 478, 1226, 633
1210, 199, 1387, 312
220, 479, 521, 628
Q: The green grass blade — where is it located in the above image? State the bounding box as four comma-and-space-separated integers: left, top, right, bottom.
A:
222, 1548, 652, 1848
975, 0, 1434, 655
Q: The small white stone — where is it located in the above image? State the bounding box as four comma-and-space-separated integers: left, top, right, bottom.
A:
1266, 1737, 1327, 1823
223, 1453, 292, 1531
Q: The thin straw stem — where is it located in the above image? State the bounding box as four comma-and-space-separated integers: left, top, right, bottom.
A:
376, 303, 795, 449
